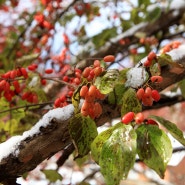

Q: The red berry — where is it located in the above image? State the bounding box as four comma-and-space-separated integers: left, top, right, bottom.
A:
142, 93, 153, 106
151, 90, 160, 102
136, 88, 145, 100
88, 85, 97, 97
147, 119, 158, 126
150, 76, 163, 83
93, 60, 100, 67
41, 79, 47, 85
145, 87, 152, 97
13, 80, 21, 93
82, 67, 91, 78
68, 90, 73, 97
10, 70, 17, 79
45, 69, 53, 74
80, 85, 89, 98
135, 113, 144, 124
0, 80, 6, 90
147, 51, 156, 61
54, 98, 61, 108
144, 59, 152, 67
94, 67, 102, 76
94, 102, 102, 118
121, 112, 135, 124
63, 76, 69, 82
73, 77, 81, 85
20, 68, 28, 79
103, 55, 115, 62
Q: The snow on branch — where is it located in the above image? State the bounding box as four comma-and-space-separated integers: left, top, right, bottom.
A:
0, 104, 74, 162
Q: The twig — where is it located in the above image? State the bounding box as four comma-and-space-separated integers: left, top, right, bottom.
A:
0, 101, 53, 115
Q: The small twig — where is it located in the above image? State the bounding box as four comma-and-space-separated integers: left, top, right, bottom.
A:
0, 101, 54, 115
43, 77, 76, 88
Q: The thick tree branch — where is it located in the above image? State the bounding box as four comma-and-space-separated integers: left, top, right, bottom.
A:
77, 3, 185, 68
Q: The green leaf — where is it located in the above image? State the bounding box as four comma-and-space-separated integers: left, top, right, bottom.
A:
41, 169, 63, 182
150, 63, 161, 76
136, 124, 172, 178
95, 69, 121, 94
99, 124, 137, 185
150, 115, 185, 146
121, 88, 142, 116
91, 123, 122, 163
179, 79, 185, 98
157, 53, 173, 67
72, 85, 81, 114
69, 114, 98, 158
108, 84, 128, 105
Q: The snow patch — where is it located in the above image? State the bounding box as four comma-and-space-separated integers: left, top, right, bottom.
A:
0, 136, 22, 161
167, 44, 185, 61
0, 104, 74, 162
125, 67, 148, 88
23, 104, 74, 138
170, 0, 185, 10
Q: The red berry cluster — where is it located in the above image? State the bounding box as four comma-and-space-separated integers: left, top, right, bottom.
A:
54, 68, 83, 108
22, 91, 38, 103
80, 85, 105, 119
82, 60, 103, 81
136, 87, 161, 106
0, 68, 28, 102
139, 37, 158, 46
136, 74, 163, 106
53, 95, 68, 108
160, 41, 181, 54
121, 111, 158, 126
54, 55, 114, 109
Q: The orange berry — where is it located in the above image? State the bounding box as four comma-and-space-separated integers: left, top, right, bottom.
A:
94, 67, 102, 76
93, 60, 101, 67
135, 113, 144, 124
136, 88, 145, 100
80, 85, 89, 98
82, 67, 91, 78
103, 55, 115, 62
150, 76, 163, 83
88, 85, 97, 97
147, 51, 156, 61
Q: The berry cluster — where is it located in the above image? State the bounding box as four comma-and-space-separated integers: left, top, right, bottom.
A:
160, 41, 181, 54
139, 36, 158, 46
0, 68, 28, 102
121, 111, 158, 126
54, 55, 115, 109
136, 86, 161, 107
54, 68, 83, 108
80, 85, 105, 119
78, 55, 115, 119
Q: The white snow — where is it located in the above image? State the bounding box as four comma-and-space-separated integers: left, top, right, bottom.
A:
0, 104, 74, 162
125, 67, 148, 88
23, 104, 74, 138
0, 136, 22, 161
167, 44, 185, 61
170, 0, 185, 10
